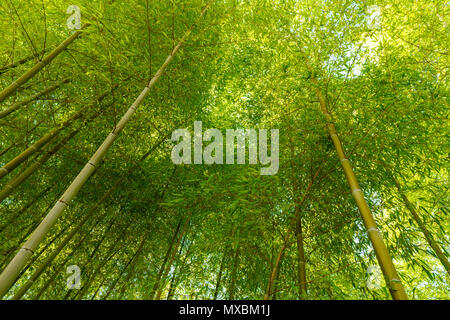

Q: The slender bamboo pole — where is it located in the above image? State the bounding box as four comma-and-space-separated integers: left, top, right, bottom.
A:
263, 168, 320, 300
0, 26, 88, 103
0, 79, 71, 120
103, 235, 147, 299
0, 89, 110, 180
304, 60, 408, 300
0, 185, 53, 234
228, 243, 240, 300
149, 218, 182, 300
0, 50, 46, 75
389, 172, 450, 275
0, 105, 108, 203
295, 212, 307, 298
9, 132, 171, 299
33, 213, 105, 299
213, 249, 227, 299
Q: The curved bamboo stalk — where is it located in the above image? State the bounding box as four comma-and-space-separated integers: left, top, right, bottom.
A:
0, 1, 214, 299
0, 26, 88, 103
0, 79, 71, 120
305, 60, 408, 300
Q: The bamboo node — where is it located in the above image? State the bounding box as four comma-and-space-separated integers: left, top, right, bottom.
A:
58, 199, 69, 206
351, 188, 362, 196
20, 246, 34, 254
367, 227, 379, 233
88, 162, 96, 168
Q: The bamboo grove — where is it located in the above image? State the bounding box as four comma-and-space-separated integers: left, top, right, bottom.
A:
0, 0, 448, 300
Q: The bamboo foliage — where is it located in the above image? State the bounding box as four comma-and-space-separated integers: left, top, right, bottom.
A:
0, 27, 88, 103
0, 1, 213, 298
0, 79, 71, 120
0, 103, 110, 203
388, 171, 450, 275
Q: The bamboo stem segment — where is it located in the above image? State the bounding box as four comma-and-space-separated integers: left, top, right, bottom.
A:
0, 1, 213, 299
0, 79, 71, 120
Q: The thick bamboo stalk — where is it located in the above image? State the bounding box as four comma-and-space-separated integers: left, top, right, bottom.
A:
0, 79, 71, 120
295, 214, 307, 299
0, 27, 88, 103
0, 1, 213, 298
0, 89, 110, 180
306, 62, 408, 299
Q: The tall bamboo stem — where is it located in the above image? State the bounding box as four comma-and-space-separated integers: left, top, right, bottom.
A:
0, 79, 71, 119
0, 89, 110, 180
0, 1, 213, 298
305, 60, 408, 300
389, 172, 450, 275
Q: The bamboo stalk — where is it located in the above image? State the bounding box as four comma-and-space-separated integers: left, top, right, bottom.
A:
0, 185, 52, 234
0, 1, 213, 299
213, 249, 227, 299
0, 88, 111, 180
149, 218, 182, 300
0, 104, 108, 203
389, 172, 450, 275
295, 213, 307, 299
0, 79, 71, 120
154, 216, 191, 300
33, 213, 105, 299
228, 243, 240, 299
0, 26, 89, 103
305, 60, 408, 300
9, 133, 171, 299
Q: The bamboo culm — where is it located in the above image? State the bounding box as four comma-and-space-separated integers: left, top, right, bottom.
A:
0, 1, 214, 299
0, 88, 111, 181
305, 59, 409, 300
0, 79, 71, 120
0, 104, 109, 203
